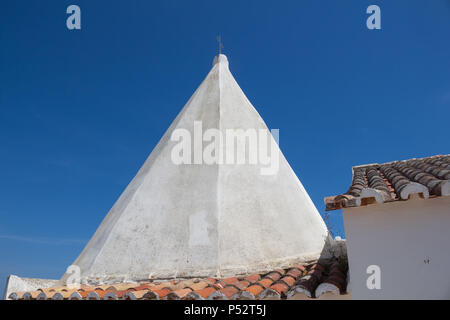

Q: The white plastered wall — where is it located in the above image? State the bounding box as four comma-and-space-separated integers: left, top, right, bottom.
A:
343, 196, 450, 299
59, 55, 329, 283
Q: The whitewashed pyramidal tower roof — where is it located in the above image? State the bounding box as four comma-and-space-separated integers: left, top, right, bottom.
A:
62, 54, 329, 283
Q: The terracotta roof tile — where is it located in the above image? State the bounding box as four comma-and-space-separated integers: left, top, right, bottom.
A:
86, 291, 101, 300
320, 262, 347, 294
146, 287, 171, 300
46, 286, 67, 292
286, 286, 312, 299
245, 284, 265, 297
325, 154, 450, 211
211, 283, 224, 290
205, 277, 217, 284
20, 292, 29, 300
263, 272, 282, 282
50, 292, 64, 300
79, 290, 94, 299
107, 283, 139, 291
310, 263, 326, 273
192, 286, 217, 299
221, 277, 239, 285
170, 279, 196, 290
233, 280, 250, 290
295, 267, 324, 297
10, 261, 349, 300
139, 283, 168, 292
208, 291, 227, 300
268, 283, 289, 296
8, 292, 20, 300
69, 292, 83, 300
315, 283, 341, 298
103, 292, 119, 300
273, 269, 286, 276
78, 285, 94, 292
219, 286, 240, 299
294, 264, 306, 273
232, 290, 256, 300
257, 278, 274, 289
286, 268, 303, 279
244, 273, 261, 283
132, 283, 153, 291
166, 288, 192, 300
123, 290, 150, 300
29, 291, 42, 299
57, 289, 79, 299
36, 289, 50, 295
260, 288, 281, 300
36, 292, 47, 300
279, 276, 296, 287
188, 281, 209, 291
94, 284, 113, 291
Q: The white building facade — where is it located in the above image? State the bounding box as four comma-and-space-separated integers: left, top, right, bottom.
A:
326, 155, 450, 299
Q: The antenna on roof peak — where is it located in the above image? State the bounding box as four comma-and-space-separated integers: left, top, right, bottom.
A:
216, 35, 223, 55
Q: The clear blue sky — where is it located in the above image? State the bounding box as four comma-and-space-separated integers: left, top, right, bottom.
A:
1, 0, 449, 290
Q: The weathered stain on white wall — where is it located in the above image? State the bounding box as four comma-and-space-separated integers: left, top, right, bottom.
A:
189, 211, 211, 247
343, 196, 450, 299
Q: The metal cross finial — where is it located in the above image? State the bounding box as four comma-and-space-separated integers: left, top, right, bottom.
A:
217, 36, 223, 55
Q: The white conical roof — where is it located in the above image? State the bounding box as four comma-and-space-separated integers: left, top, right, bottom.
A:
62, 54, 329, 283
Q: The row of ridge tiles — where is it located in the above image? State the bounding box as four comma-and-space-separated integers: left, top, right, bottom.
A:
9, 262, 348, 300
325, 154, 450, 210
